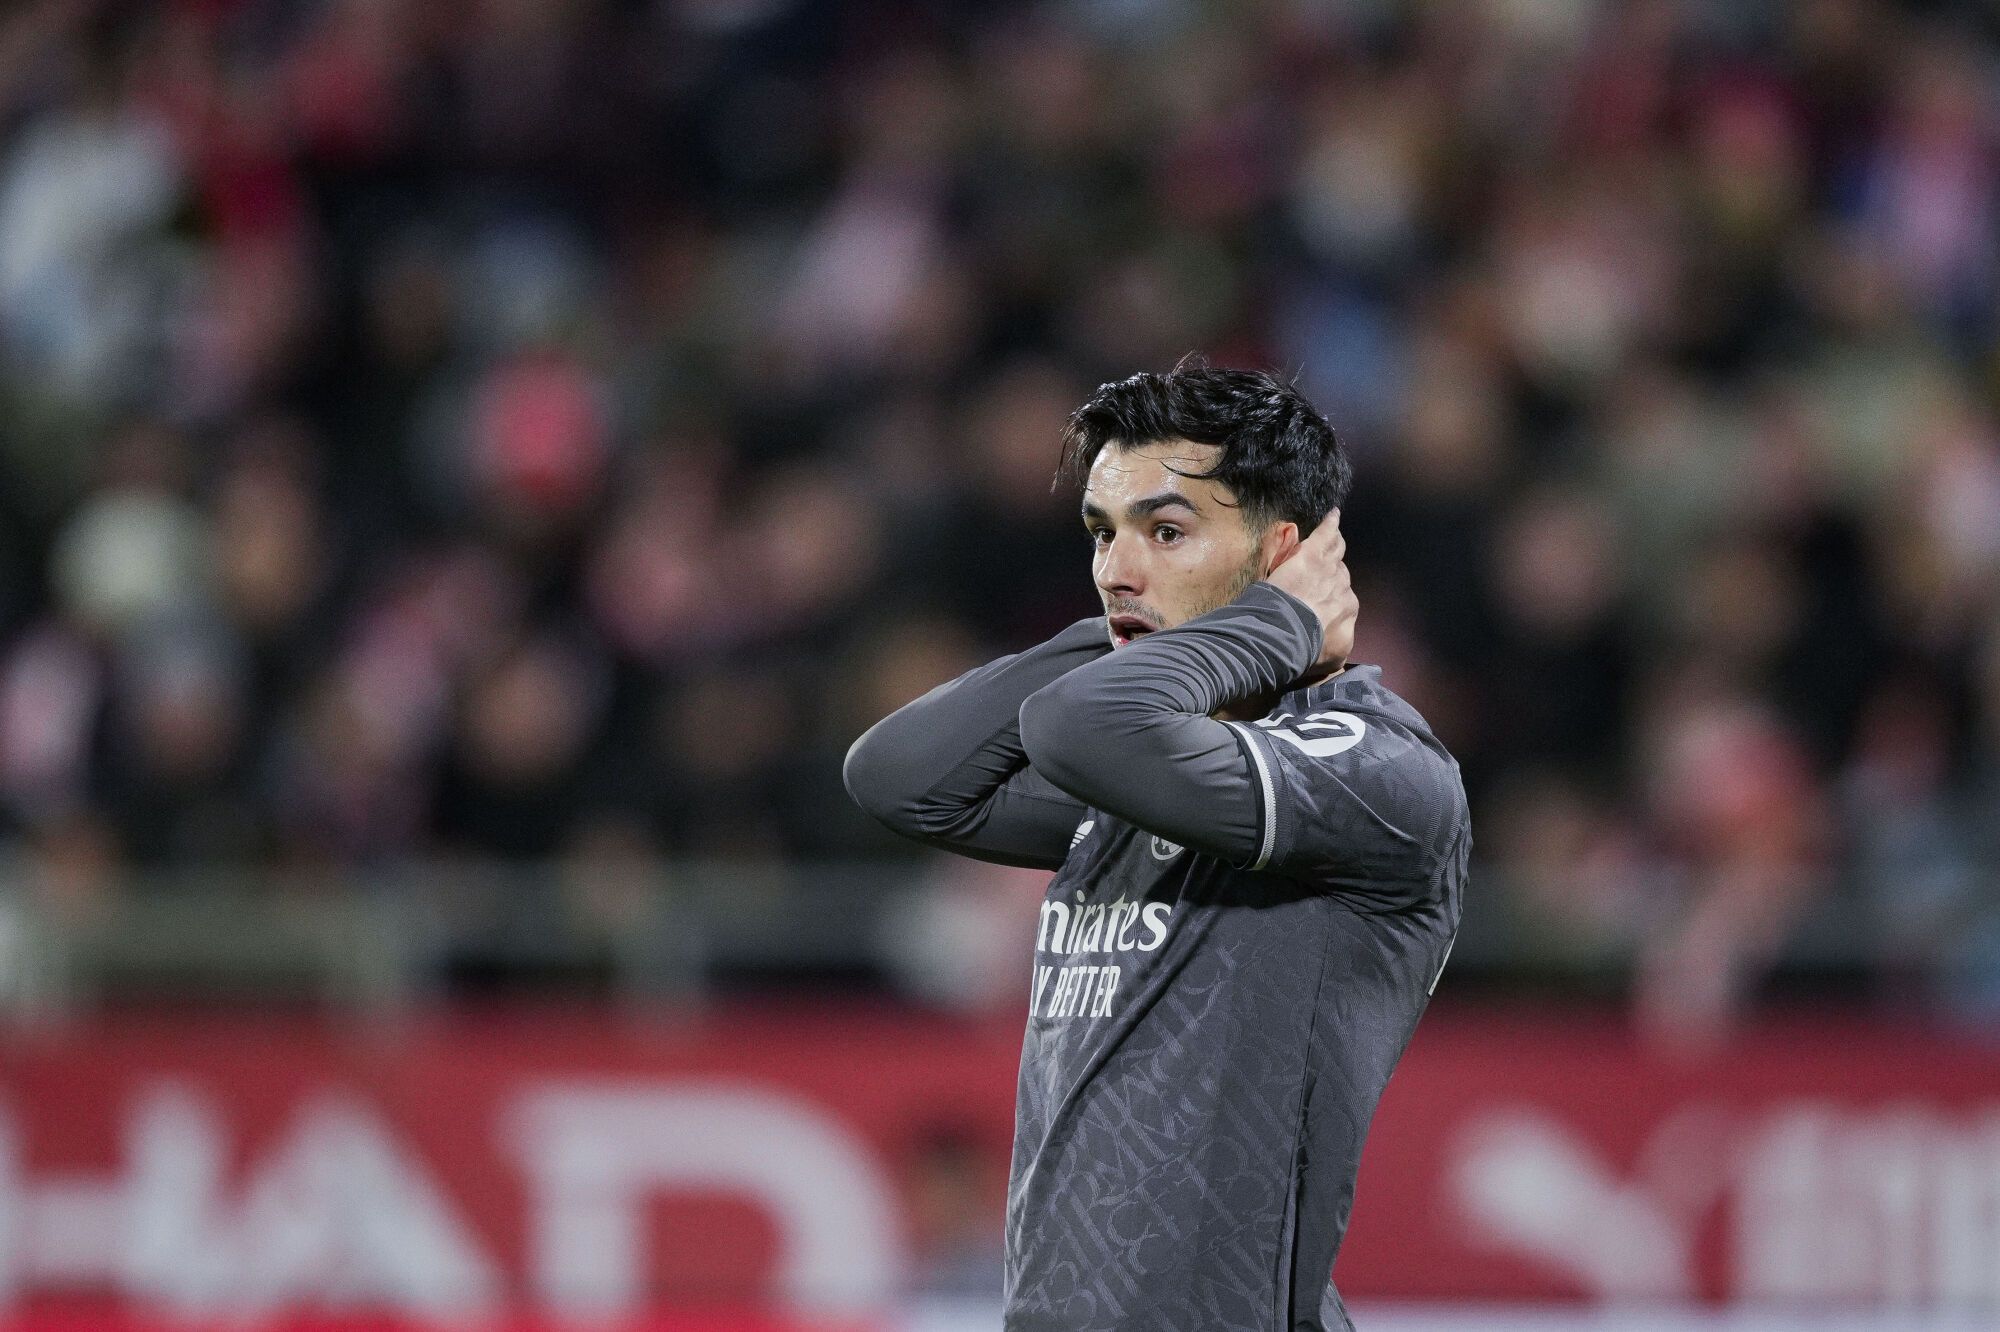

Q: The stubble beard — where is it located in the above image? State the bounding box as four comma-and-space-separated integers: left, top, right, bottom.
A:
1203, 546, 1267, 618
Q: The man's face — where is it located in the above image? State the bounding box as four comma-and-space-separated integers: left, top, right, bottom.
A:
1082, 440, 1291, 648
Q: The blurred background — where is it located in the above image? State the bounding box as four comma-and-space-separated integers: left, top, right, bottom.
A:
1, 0, 1999, 1326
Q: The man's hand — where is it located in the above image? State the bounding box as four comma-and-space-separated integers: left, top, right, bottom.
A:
1264, 508, 1356, 683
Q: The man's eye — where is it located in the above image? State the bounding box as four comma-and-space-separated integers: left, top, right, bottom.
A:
1088, 528, 1112, 547
1154, 525, 1183, 544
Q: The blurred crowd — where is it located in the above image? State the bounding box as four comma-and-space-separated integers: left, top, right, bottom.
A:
1, 0, 1999, 1038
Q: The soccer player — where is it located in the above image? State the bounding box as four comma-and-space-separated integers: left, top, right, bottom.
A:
843, 364, 1468, 1332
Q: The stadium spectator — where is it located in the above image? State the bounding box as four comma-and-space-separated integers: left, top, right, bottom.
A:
1, 0, 1997, 1037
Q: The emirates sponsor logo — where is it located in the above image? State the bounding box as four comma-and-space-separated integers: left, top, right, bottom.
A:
1030, 893, 1174, 1021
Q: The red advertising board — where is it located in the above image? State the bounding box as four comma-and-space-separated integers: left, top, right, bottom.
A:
1348, 1009, 2000, 1305
4, 1004, 1998, 1317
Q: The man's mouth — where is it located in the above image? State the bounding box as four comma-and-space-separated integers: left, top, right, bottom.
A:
1108, 614, 1158, 647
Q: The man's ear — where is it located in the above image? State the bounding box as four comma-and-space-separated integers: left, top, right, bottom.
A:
1260, 520, 1302, 575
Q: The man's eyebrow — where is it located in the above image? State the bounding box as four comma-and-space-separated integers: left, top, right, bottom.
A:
1080, 492, 1201, 523
1129, 491, 1200, 519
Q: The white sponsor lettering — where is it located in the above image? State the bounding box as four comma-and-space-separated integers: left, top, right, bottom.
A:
0, 1084, 499, 1316
1077, 902, 1107, 951
1453, 1102, 2000, 1305
1114, 901, 1141, 950
1735, 1104, 2000, 1304
509, 1083, 902, 1316
1037, 894, 1172, 960
1454, 1107, 1696, 1299
1034, 963, 1121, 1020
1030, 894, 1175, 1020
0, 1078, 909, 1318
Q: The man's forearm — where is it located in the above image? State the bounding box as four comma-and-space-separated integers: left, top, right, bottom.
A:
1017, 583, 1321, 862
843, 616, 1112, 867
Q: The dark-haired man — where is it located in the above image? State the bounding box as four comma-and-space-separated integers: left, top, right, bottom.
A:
845, 364, 1467, 1331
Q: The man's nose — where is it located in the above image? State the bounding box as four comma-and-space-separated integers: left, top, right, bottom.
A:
1095, 534, 1143, 597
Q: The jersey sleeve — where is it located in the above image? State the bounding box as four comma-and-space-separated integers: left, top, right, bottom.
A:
1017, 582, 1463, 904
1222, 697, 1465, 906
843, 616, 1111, 869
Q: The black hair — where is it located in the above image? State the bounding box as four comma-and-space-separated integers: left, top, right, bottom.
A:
1057, 358, 1352, 535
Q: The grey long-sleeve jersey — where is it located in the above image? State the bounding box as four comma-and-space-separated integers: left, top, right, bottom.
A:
844, 581, 1468, 1332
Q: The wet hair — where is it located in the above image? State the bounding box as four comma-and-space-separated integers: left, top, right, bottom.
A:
1058, 359, 1352, 536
